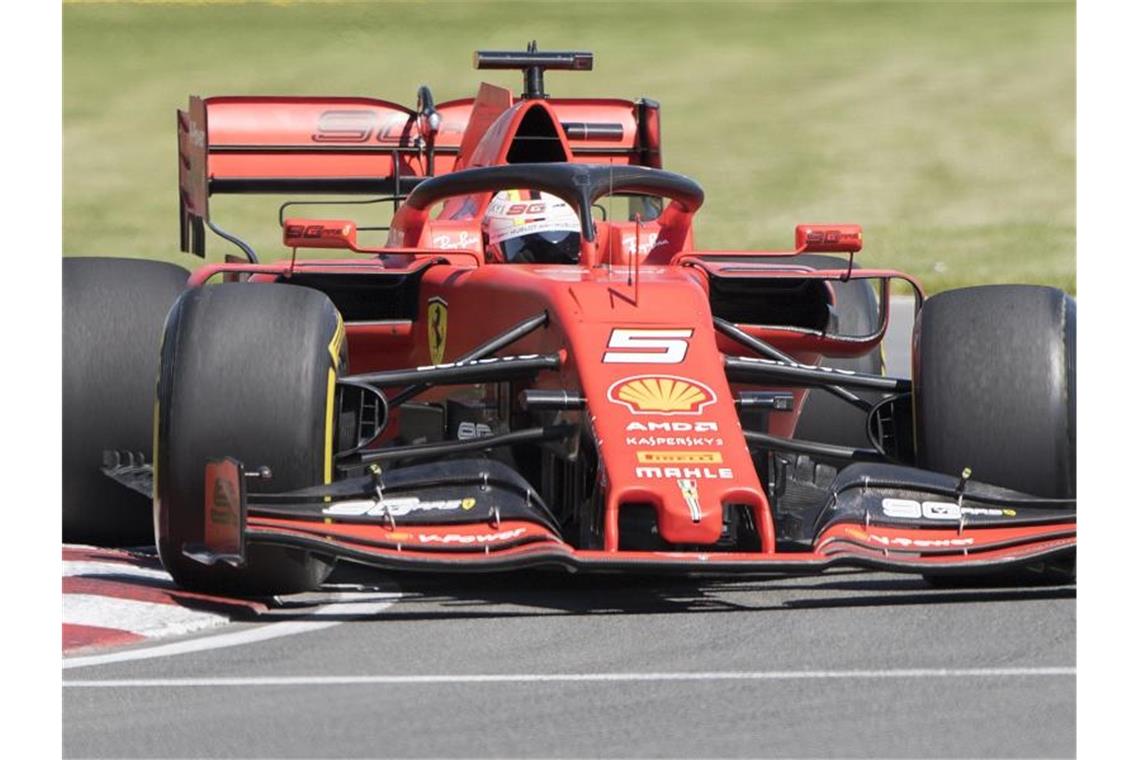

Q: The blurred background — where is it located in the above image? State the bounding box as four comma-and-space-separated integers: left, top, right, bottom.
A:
63, 0, 1074, 294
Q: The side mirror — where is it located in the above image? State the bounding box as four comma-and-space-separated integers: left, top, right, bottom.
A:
795, 224, 862, 254
283, 218, 374, 251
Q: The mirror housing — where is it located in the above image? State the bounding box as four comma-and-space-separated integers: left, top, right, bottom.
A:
795, 224, 862, 254
283, 218, 375, 251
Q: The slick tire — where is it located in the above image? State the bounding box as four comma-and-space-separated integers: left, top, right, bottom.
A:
914, 285, 1075, 497
913, 285, 1076, 585
783, 255, 883, 449
155, 283, 345, 596
63, 257, 189, 545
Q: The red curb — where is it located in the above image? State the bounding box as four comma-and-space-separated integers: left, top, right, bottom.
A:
63, 623, 146, 652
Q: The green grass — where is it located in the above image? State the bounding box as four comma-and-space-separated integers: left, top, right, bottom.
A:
64, 0, 1075, 294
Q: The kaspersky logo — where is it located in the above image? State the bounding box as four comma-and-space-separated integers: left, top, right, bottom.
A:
607, 375, 717, 415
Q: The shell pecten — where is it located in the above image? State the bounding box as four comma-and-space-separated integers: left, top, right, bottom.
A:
613, 376, 712, 413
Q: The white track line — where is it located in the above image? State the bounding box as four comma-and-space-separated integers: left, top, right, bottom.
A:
63, 591, 400, 670
64, 666, 1075, 687
63, 594, 228, 637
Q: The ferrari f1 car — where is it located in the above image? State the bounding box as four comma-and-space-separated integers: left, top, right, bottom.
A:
63, 46, 1075, 594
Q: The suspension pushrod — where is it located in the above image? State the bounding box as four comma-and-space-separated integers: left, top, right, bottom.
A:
342, 353, 560, 389
713, 317, 872, 412
724, 355, 911, 393
743, 430, 883, 463
348, 424, 577, 466
387, 311, 550, 407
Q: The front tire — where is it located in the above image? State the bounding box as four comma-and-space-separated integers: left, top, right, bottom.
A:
913, 285, 1076, 585
155, 283, 345, 595
913, 285, 1075, 498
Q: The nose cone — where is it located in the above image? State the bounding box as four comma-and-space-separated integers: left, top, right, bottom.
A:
559, 273, 765, 548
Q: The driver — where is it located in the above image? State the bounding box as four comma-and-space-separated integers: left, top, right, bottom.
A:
481, 190, 581, 264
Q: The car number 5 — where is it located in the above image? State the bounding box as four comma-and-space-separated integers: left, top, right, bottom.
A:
602, 328, 693, 364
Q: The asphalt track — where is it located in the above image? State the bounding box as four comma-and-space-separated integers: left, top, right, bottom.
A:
63, 298, 1077, 758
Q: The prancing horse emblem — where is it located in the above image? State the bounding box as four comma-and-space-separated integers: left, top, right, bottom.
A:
428, 297, 448, 365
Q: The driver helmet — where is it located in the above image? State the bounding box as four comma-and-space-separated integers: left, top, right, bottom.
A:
482, 190, 580, 264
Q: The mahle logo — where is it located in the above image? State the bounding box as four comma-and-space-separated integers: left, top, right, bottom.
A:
607, 375, 716, 415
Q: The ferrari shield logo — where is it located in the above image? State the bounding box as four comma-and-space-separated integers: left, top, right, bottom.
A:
427, 297, 448, 365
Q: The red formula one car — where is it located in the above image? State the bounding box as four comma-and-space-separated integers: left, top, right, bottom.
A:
63, 46, 1075, 594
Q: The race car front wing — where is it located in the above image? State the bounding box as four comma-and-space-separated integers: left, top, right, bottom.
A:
183, 455, 1075, 578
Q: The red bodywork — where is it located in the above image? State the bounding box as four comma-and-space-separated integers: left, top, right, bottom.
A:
175, 67, 1074, 577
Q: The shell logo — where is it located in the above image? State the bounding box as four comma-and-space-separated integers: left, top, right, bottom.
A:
607, 375, 717, 415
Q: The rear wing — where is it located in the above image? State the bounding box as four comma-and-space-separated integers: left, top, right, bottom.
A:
177, 93, 449, 257
177, 92, 662, 256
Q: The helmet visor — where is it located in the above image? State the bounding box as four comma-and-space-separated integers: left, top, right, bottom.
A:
499, 230, 580, 265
